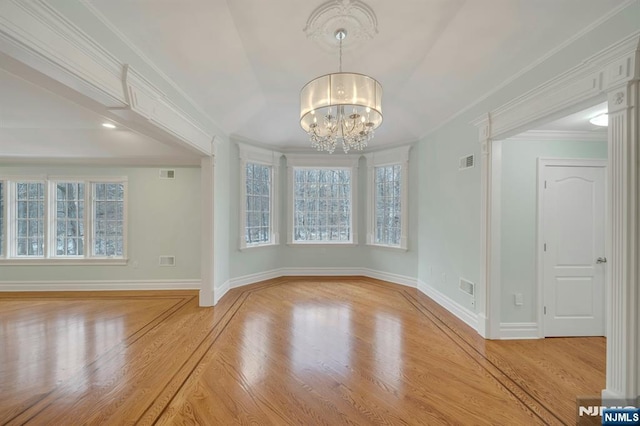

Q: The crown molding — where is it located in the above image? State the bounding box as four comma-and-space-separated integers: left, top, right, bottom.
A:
472, 32, 640, 140
425, 0, 639, 139
0, 0, 218, 156
78, 0, 224, 137
0, 156, 201, 167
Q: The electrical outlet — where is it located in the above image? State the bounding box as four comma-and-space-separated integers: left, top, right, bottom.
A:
514, 293, 523, 306
132, 260, 139, 269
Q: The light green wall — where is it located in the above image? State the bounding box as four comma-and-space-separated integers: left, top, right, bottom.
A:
500, 139, 607, 323
417, 120, 481, 312
0, 165, 201, 281
361, 150, 419, 277
417, 3, 638, 315
228, 143, 282, 278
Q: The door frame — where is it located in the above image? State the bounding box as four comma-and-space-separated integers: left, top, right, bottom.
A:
536, 158, 607, 338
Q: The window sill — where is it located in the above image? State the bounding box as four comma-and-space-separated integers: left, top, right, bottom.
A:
287, 242, 358, 248
0, 258, 129, 266
239, 242, 279, 252
367, 244, 408, 252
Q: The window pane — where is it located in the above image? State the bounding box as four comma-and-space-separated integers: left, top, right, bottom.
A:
294, 168, 351, 242
374, 165, 402, 246
54, 182, 85, 256
93, 183, 125, 257
14, 181, 45, 256
245, 163, 272, 245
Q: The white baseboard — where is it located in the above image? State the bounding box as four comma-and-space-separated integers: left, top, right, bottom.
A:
602, 389, 625, 400
225, 267, 417, 289
361, 268, 417, 288
417, 280, 478, 331
0, 279, 201, 292
499, 322, 540, 340
228, 269, 285, 288
476, 313, 488, 338
280, 267, 364, 277
214, 280, 230, 304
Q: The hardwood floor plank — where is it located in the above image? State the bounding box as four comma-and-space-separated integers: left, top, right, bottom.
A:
0, 279, 605, 425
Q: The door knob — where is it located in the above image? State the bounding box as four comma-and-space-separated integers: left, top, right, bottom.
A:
596, 257, 607, 264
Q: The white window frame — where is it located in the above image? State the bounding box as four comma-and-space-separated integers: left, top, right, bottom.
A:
0, 179, 5, 258
0, 175, 128, 265
238, 143, 281, 250
49, 178, 85, 259
285, 153, 359, 246
365, 146, 410, 250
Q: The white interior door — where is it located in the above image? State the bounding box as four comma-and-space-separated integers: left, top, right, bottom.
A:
541, 162, 606, 337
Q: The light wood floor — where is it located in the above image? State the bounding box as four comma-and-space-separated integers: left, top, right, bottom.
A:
0, 278, 605, 425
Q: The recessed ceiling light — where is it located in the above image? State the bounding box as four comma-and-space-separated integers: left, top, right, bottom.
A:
589, 113, 608, 127
102, 122, 116, 129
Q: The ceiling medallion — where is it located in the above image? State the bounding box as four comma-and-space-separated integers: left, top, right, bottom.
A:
304, 0, 378, 52
300, 11, 383, 154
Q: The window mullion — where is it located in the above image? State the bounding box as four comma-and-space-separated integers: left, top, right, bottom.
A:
46, 180, 55, 258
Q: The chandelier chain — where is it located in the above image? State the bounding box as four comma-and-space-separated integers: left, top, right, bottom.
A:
339, 33, 343, 72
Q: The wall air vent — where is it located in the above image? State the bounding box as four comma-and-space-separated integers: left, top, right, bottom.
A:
159, 169, 175, 179
459, 278, 475, 296
459, 155, 474, 170
159, 255, 176, 267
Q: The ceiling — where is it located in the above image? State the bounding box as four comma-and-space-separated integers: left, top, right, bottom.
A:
0, 0, 631, 162
537, 102, 609, 133
80, 0, 624, 149
0, 69, 202, 164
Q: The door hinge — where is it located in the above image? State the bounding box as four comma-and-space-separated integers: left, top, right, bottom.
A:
544, 180, 547, 189
544, 306, 547, 315
544, 243, 547, 252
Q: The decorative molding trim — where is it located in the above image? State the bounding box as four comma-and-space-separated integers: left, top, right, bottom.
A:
0, 0, 216, 155
228, 269, 284, 289
499, 322, 540, 340
473, 33, 640, 141
0, 0, 125, 107
417, 280, 479, 332
360, 268, 417, 287
79, 0, 222, 136
0, 156, 201, 167
214, 280, 230, 304
0, 279, 200, 292
280, 267, 364, 277
505, 130, 608, 142
427, 2, 638, 138
224, 267, 416, 291
284, 153, 361, 168
304, 0, 378, 53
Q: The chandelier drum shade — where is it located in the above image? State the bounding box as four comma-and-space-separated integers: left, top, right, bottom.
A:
300, 28, 383, 154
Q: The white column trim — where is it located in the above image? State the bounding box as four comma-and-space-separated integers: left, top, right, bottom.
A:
604, 81, 639, 400
199, 156, 215, 306
473, 34, 640, 398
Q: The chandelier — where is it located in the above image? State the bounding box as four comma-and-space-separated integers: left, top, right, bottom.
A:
300, 29, 383, 154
